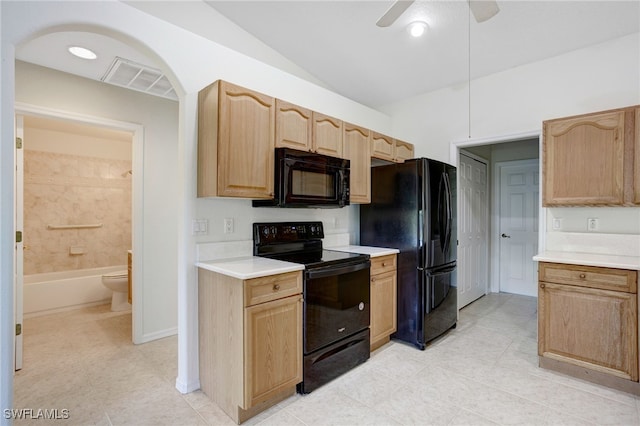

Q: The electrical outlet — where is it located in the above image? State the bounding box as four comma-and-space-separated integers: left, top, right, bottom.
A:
552, 218, 562, 230
224, 218, 234, 234
587, 218, 599, 232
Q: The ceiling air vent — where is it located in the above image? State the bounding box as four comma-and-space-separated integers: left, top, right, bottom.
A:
101, 57, 177, 101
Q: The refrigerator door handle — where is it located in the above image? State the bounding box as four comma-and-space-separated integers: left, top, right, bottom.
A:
442, 172, 452, 255
426, 266, 456, 277
438, 172, 452, 254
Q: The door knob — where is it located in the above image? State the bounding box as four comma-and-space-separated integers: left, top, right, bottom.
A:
501, 233, 511, 238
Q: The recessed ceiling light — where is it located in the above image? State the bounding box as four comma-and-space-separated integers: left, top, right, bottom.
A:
407, 21, 428, 38
68, 46, 97, 60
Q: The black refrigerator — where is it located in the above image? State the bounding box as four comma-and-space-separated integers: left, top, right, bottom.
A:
360, 158, 457, 350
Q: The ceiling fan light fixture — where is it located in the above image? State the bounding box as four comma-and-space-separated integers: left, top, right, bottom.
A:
68, 46, 97, 60
407, 21, 427, 37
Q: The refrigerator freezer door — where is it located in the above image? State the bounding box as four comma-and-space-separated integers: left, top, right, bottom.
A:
422, 266, 457, 344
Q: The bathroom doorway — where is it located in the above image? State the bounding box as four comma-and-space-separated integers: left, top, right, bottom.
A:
14, 104, 144, 369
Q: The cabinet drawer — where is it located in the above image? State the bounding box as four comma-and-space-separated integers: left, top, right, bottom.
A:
539, 262, 637, 293
244, 271, 302, 306
371, 254, 397, 276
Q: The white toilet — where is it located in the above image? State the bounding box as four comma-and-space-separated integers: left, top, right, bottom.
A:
102, 270, 131, 312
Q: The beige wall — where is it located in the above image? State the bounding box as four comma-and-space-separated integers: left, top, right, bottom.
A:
23, 124, 132, 275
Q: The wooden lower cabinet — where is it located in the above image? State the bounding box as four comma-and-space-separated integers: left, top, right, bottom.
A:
370, 254, 397, 350
198, 269, 303, 424
538, 262, 639, 385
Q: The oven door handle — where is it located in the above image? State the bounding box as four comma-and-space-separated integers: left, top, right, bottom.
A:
305, 260, 371, 280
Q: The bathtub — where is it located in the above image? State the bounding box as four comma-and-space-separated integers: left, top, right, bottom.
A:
23, 265, 127, 316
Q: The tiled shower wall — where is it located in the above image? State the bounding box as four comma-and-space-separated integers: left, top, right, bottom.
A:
23, 150, 132, 275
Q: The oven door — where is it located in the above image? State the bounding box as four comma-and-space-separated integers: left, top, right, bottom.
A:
304, 260, 370, 354
281, 154, 350, 207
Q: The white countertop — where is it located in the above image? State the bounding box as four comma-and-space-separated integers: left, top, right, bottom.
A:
329, 245, 399, 257
533, 251, 640, 270
197, 257, 304, 280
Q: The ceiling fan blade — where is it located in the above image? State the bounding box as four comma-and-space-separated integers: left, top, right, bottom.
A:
468, 0, 500, 23
376, 0, 415, 27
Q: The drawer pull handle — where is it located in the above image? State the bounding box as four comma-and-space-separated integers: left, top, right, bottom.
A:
382, 262, 387, 267
273, 284, 280, 291
579, 274, 586, 279
540, 283, 545, 289
371, 277, 376, 282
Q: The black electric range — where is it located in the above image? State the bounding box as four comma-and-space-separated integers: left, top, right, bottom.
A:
253, 221, 371, 393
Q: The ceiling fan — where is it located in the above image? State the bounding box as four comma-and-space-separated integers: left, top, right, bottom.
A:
376, 0, 500, 27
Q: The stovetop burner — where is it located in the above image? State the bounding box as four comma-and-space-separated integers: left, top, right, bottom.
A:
253, 221, 369, 269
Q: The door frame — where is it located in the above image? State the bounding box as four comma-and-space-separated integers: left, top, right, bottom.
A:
14, 115, 24, 370
492, 158, 539, 294
450, 130, 545, 297
15, 102, 145, 344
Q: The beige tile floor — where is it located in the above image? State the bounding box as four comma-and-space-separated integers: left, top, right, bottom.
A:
13, 293, 640, 425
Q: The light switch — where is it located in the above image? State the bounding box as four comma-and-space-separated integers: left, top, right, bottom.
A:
192, 219, 209, 235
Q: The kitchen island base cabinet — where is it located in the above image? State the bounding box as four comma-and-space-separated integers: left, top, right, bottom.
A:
538, 262, 639, 394
198, 269, 302, 424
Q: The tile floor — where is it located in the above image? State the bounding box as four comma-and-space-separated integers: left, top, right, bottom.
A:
13, 293, 640, 425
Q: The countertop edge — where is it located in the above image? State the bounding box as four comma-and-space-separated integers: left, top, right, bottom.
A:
533, 251, 640, 270
196, 258, 305, 280
329, 245, 400, 257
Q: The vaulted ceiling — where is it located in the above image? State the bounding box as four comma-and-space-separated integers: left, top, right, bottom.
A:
15, 1, 640, 109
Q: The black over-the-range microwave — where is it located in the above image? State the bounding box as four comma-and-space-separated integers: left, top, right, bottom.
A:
252, 148, 350, 208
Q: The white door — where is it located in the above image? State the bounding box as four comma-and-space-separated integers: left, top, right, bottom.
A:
14, 115, 24, 370
458, 153, 488, 309
498, 160, 539, 296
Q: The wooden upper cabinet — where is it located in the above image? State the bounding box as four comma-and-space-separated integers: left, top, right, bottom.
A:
394, 139, 415, 162
275, 100, 313, 152
276, 102, 344, 158
198, 80, 275, 199
313, 112, 343, 158
543, 109, 626, 206
371, 132, 415, 163
634, 107, 640, 205
343, 122, 371, 204
371, 132, 395, 161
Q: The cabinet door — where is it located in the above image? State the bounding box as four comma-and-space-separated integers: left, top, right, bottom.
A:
344, 123, 371, 204
394, 140, 415, 163
371, 132, 394, 161
538, 281, 638, 381
244, 295, 302, 408
312, 112, 343, 158
275, 100, 312, 152
370, 271, 397, 347
634, 107, 640, 205
218, 81, 275, 198
543, 110, 625, 206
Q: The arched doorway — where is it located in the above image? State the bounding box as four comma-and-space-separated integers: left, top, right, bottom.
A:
11, 26, 184, 418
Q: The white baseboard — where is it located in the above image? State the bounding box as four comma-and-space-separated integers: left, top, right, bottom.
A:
175, 377, 201, 394
137, 327, 178, 344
